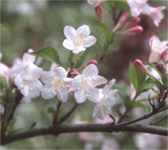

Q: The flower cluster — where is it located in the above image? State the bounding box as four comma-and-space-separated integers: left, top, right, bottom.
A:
87, 0, 165, 26
127, 0, 165, 26
0, 28, 119, 119
0, 0, 167, 124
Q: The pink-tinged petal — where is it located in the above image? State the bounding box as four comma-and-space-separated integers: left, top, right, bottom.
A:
149, 6, 165, 26
73, 46, 86, 54
91, 76, 107, 87
83, 64, 98, 77
95, 115, 113, 124
87, 88, 102, 103
63, 39, 74, 51
147, 66, 162, 83
77, 25, 90, 37
149, 36, 160, 52
64, 26, 77, 40
74, 90, 87, 103
54, 66, 67, 79
23, 53, 36, 64
57, 88, 69, 103
41, 86, 56, 99
149, 51, 161, 63
84, 36, 96, 48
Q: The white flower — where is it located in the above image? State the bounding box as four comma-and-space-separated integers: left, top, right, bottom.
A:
11, 52, 43, 103
63, 25, 96, 54
92, 80, 120, 119
0, 63, 10, 82
71, 64, 107, 103
149, 36, 168, 63
87, 0, 105, 7
146, 66, 162, 83
41, 64, 71, 102
0, 104, 4, 115
127, 0, 165, 26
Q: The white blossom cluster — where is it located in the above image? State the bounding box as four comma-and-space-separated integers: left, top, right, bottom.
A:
0, 0, 167, 121
0, 25, 120, 119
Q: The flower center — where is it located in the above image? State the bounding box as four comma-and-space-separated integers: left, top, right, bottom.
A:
74, 35, 84, 47
52, 76, 64, 91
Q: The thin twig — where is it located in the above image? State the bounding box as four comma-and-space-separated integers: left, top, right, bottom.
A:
53, 101, 62, 125
59, 103, 78, 124
118, 106, 168, 126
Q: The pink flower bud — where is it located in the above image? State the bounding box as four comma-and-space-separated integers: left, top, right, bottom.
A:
126, 17, 141, 28
113, 11, 129, 32
95, 5, 103, 19
161, 50, 168, 62
133, 59, 147, 73
119, 11, 129, 25
127, 26, 143, 34
156, 63, 165, 73
68, 68, 80, 78
87, 59, 98, 65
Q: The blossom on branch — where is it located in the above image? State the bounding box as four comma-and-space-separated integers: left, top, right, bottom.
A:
71, 64, 107, 103
41, 64, 72, 102
11, 52, 43, 103
63, 25, 96, 54
92, 79, 120, 119
149, 35, 168, 63
127, 0, 165, 26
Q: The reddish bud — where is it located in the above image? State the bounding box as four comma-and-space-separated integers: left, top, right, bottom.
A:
87, 59, 98, 65
95, 5, 103, 19
133, 59, 147, 73
161, 50, 168, 62
68, 68, 80, 78
119, 11, 129, 25
126, 17, 141, 28
126, 26, 143, 34
156, 63, 165, 73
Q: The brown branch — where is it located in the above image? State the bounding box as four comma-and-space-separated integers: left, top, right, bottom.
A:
3, 123, 168, 145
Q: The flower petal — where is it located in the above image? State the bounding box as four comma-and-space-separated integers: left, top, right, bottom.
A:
74, 90, 87, 103
64, 26, 77, 40
53, 66, 67, 79
23, 53, 36, 64
84, 36, 96, 48
83, 64, 98, 77
41, 86, 56, 99
77, 25, 90, 37
63, 39, 74, 51
91, 75, 107, 87
57, 88, 69, 103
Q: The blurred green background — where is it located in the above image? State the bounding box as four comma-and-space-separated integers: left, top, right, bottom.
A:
0, 0, 168, 149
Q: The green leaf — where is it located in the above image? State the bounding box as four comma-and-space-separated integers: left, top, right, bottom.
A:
36, 47, 60, 64
0, 76, 8, 90
128, 63, 145, 91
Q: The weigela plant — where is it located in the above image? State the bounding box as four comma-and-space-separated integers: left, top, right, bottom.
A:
0, 0, 167, 147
